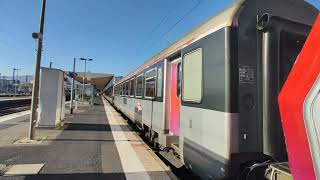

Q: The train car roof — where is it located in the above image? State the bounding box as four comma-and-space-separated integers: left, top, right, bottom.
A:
115, 1, 244, 85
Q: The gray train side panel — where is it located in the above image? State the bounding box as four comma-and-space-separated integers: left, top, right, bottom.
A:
180, 27, 238, 179
181, 28, 235, 113
151, 101, 165, 133
236, 0, 318, 155
112, 96, 166, 140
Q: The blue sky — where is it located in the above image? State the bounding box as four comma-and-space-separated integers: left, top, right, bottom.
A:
0, 0, 319, 77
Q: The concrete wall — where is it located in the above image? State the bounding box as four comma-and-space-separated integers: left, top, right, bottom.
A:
37, 67, 65, 127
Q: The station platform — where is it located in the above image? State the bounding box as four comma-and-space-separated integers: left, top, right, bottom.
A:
0, 97, 31, 101
0, 98, 176, 180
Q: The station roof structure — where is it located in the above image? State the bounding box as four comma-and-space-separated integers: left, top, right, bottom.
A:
73, 72, 113, 92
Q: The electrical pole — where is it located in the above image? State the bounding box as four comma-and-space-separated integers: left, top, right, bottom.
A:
83, 61, 86, 103
12, 68, 15, 94
16, 69, 20, 96
2, 75, 4, 95
0, 73, 2, 94
49, 61, 53, 68
1, 75, 6, 94
12, 68, 21, 96
70, 58, 76, 114
29, 0, 46, 140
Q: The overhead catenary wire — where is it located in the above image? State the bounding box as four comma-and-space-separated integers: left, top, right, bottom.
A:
147, 0, 203, 50
140, 0, 179, 50
149, 0, 179, 35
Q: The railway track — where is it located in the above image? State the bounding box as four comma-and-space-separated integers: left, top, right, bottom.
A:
0, 98, 31, 117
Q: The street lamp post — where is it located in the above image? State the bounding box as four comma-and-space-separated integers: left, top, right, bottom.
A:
16, 69, 21, 95
79, 58, 92, 104
70, 58, 76, 114
12, 68, 21, 96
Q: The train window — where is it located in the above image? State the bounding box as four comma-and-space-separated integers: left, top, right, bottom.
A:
123, 83, 125, 96
182, 48, 203, 102
145, 68, 157, 98
127, 82, 129, 95
135, 74, 144, 97
130, 78, 135, 97
123, 83, 125, 95
126, 81, 130, 96
177, 62, 182, 97
125, 81, 129, 96
157, 67, 163, 97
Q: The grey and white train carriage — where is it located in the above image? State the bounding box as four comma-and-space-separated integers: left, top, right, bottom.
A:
105, 0, 319, 179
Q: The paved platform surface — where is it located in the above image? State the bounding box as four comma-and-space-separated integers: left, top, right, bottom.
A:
0, 98, 175, 180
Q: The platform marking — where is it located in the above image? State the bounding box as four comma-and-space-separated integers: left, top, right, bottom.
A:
0, 97, 30, 101
102, 99, 151, 180
3, 163, 44, 176
0, 110, 30, 123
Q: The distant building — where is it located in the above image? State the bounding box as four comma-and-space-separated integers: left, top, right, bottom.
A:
0, 75, 33, 94
18, 82, 33, 94
0, 79, 17, 93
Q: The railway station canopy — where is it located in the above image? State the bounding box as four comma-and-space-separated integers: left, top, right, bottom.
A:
72, 72, 113, 92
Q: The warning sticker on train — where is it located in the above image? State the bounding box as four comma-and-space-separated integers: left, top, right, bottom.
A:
239, 65, 254, 84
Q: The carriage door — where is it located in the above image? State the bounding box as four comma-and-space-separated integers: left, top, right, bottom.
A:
257, 14, 311, 160
169, 58, 182, 136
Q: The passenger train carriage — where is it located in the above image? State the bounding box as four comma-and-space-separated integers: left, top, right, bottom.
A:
104, 0, 319, 179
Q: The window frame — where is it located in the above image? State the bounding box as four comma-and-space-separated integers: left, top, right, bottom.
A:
144, 68, 157, 99
122, 83, 125, 96
177, 62, 182, 97
121, 83, 124, 96
135, 74, 144, 98
129, 77, 135, 97
182, 48, 203, 103
123, 81, 127, 96
156, 66, 163, 98
126, 80, 130, 96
